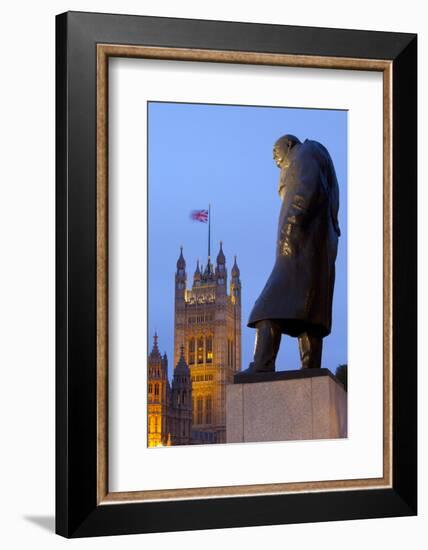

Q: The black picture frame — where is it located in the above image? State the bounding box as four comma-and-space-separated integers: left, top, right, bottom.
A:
56, 11, 417, 538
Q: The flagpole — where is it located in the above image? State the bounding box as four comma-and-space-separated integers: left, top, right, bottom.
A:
208, 203, 211, 261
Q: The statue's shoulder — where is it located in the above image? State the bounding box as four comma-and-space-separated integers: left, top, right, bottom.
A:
302, 139, 327, 154
294, 140, 321, 165
299, 140, 333, 165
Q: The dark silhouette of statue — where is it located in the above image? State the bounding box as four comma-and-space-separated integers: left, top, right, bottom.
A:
244, 134, 340, 373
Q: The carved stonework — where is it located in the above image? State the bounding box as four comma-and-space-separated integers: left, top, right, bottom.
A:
174, 244, 241, 444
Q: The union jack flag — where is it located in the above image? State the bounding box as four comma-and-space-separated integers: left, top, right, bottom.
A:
190, 209, 209, 223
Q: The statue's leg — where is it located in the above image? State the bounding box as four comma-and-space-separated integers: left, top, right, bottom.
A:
298, 333, 323, 369
251, 320, 282, 372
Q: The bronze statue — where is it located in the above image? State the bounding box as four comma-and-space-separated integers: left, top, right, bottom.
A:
244, 134, 340, 373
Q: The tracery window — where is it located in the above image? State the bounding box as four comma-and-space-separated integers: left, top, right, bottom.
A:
188, 337, 195, 365
205, 396, 212, 424
197, 398, 203, 424
206, 335, 213, 363
197, 337, 204, 364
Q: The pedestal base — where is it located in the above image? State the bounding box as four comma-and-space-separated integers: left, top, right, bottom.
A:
226, 368, 347, 443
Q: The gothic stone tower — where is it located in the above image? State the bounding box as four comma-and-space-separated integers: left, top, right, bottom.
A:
174, 243, 241, 444
147, 333, 170, 447
169, 345, 193, 445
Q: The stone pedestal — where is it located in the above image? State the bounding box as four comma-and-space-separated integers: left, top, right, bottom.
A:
226, 369, 347, 443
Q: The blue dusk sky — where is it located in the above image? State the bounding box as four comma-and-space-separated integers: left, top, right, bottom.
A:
148, 101, 347, 376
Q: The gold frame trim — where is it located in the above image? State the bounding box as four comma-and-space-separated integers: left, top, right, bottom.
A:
96, 44, 392, 504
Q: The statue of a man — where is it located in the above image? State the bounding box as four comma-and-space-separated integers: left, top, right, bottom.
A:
244, 134, 341, 373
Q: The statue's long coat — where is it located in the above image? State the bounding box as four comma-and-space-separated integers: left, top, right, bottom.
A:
248, 139, 340, 337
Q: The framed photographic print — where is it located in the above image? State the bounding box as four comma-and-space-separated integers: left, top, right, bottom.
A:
56, 11, 417, 537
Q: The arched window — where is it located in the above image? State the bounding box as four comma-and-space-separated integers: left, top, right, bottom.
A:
182, 390, 186, 405
197, 337, 204, 364
197, 398, 203, 424
205, 396, 212, 424
227, 339, 234, 367
206, 335, 213, 363
188, 338, 195, 365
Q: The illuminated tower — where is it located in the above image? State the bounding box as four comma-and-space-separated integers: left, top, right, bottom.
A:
147, 333, 170, 447
169, 345, 193, 445
173, 243, 242, 444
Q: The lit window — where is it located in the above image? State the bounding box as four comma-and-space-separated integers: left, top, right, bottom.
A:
206, 336, 213, 363
197, 337, 204, 364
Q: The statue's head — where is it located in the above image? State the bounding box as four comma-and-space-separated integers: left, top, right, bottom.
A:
273, 134, 301, 169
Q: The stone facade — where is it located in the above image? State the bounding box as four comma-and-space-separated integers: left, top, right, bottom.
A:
147, 335, 193, 447
174, 243, 241, 444
147, 334, 170, 447
169, 346, 193, 445
147, 243, 242, 446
